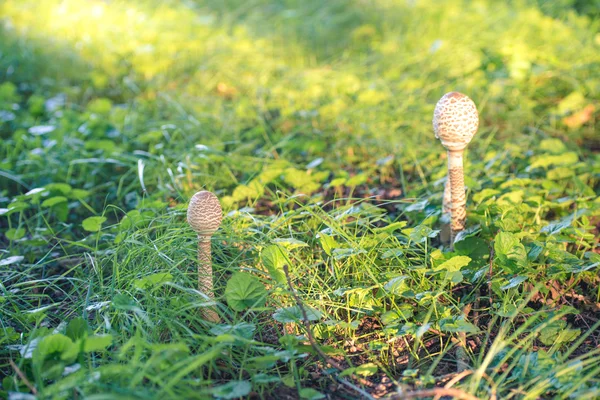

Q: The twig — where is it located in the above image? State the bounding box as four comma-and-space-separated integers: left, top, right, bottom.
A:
9, 358, 37, 395
282, 265, 376, 399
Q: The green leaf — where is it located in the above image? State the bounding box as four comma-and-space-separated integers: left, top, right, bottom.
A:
45, 183, 72, 195
133, 273, 172, 290
473, 188, 500, 203
439, 318, 478, 334
494, 231, 528, 274
541, 215, 573, 235
529, 152, 579, 169
273, 305, 322, 323
225, 272, 267, 311
210, 323, 256, 340
332, 247, 366, 260
381, 305, 414, 325
41, 196, 68, 208
434, 256, 471, 272
33, 334, 76, 368
66, 317, 88, 340
261, 245, 288, 284
300, 388, 325, 400
212, 380, 251, 399
407, 225, 439, 243
5, 228, 26, 240
374, 221, 408, 233
383, 276, 410, 295
83, 335, 113, 352
540, 138, 567, 154
539, 320, 580, 346
500, 275, 528, 290
82, 216, 107, 232
318, 233, 337, 256
272, 237, 309, 249
340, 363, 378, 377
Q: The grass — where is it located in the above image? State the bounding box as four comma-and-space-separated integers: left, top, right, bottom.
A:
1, 0, 599, 398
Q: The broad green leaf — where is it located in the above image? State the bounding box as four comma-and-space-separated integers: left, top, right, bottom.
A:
66, 318, 88, 340
381, 249, 404, 259
541, 215, 573, 235
454, 237, 488, 261
494, 231, 528, 274
381, 304, 413, 325
32, 334, 76, 368
83, 335, 113, 352
87, 97, 113, 115
41, 196, 67, 208
434, 256, 471, 272
439, 318, 478, 334
539, 320, 580, 346
225, 272, 267, 311
317, 233, 337, 256
383, 276, 409, 295
6, 202, 29, 214
407, 225, 439, 243
45, 183, 72, 195
299, 388, 326, 400
273, 305, 322, 323
530, 152, 579, 169
539, 138, 566, 154
272, 238, 309, 249
374, 221, 408, 233
82, 216, 107, 232
261, 245, 288, 284
133, 273, 172, 290
340, 363, 378, 377
332, 247, 366, 260
211, 380, 251, 399
500, 275, 528, 290
5, 228, 26, 240
473, 188, 500, 203
210, 323, 256, 340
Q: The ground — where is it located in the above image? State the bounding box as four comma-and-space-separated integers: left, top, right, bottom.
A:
0, 0, 599, 399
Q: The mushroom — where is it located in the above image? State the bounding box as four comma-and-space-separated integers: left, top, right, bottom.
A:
187, 190, 223, 322
433, 92, 479, 244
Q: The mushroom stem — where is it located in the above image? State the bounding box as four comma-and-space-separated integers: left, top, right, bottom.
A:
448, 150, 467, 241
198, 236, 219, 322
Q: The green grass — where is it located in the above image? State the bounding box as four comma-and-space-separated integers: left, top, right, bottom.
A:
1, 0, 599, 398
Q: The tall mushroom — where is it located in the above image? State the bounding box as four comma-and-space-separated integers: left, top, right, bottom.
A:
187, 190, 222, 322
433, 92, 479, 244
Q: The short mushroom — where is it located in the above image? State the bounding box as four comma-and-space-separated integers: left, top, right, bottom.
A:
187, 190, 223, 322
433, 92, 479, 244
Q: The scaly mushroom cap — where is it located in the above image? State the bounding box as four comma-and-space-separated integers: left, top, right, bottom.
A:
187, 191, 222, 236
433, 92, 479, 151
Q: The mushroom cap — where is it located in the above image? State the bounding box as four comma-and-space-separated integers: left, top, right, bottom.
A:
433, 92, 479, 151
187, 191, 222, 236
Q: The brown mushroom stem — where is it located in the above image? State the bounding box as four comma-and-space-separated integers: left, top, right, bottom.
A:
448, 150, 467, 241
198, 236, 219, 322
